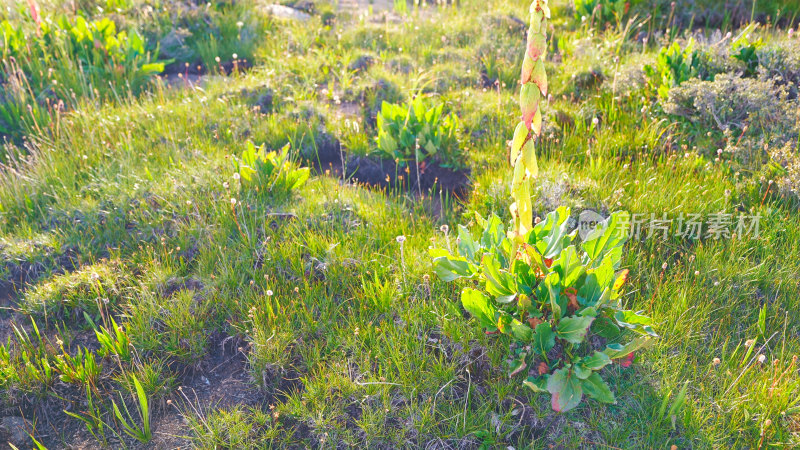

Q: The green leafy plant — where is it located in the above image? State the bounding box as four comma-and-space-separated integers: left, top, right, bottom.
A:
431, 0, 656, 412
4, 319, 55, 393
235, 142, 310, 197
53, 346, 102, 386
645, 39, 702, 98
731, 26, 763, 77
432, 208, 657, 411
112, 374, 151, 443
574, 0, 628, 25
0, 13, 165, 140
376, 96, 461, 168
86, 313, 132, 363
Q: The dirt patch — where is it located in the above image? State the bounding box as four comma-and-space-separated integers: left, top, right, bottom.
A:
345, 155, 470, 195
0, 246, 78, 302
308, 140, 470, 195
499, 396, 567, 443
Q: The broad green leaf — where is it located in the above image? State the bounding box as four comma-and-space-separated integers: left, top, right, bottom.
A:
582, 372, 615, 404
603, 336, 654, 359
592, 316, 621, 339
578, 256, 614, 306
553, 246, 585, 287
524, 374, 549, 393
430, 248, 474, 282
532, 322, 555, 355
556, 315, 594, 345
614, 310, 659, 337
547, 367, 583, 412
482, 254, 516, 303
509, 319, 533, 342
457, 224, 478, 261
581, 351, 612, 370
573, 364, 592, 380
290, 168, 310, 189
460, 288, 497, 329
582, 211, 629, 267
533, 206, 574, 259
479, 214, 506, 251
542, 272, 563, 321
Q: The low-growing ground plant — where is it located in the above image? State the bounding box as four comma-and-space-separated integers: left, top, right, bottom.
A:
0, 12, 165, 139
645, 39, 703, 98
376, 95, 462, 168
234, 142, 310, 198
432, 0, 656, 412
574, 0, 628, 26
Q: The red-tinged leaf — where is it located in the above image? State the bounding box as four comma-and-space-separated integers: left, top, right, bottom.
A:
531, 105, 543, 136
519, 83, 540, 130
528, 317, 543, 328
619, 352, 635, 367
566, 288, 579, 312
544, 258, 553, 268
485, 330, 500, 335
530, 59, 548, 96
521, 54, 535, 84
509, 359, 528, 377
547, 367, 583, 412
537, 362, 549, 375
526, 33, 547, 61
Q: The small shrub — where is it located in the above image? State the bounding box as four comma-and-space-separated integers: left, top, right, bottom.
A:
432, 209, 656, 411
376, 96, 461, 167
756, 39, 800, 99
234, 142, 310, 198
769, 140, 800, 202
664, 73, 795, 134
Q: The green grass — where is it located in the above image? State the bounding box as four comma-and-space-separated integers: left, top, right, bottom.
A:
0, 0, 798, 448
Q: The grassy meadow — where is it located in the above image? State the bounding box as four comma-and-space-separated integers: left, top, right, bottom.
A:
1, 0, 800, 448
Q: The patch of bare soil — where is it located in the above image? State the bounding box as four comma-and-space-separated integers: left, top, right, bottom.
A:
309, 139, 471, 196
0, 330, 269, 449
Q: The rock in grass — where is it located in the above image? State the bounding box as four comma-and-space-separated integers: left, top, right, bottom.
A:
262, 4, 311, 21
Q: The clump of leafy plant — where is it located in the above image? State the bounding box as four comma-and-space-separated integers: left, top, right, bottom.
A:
432, 209, 656, 411
645, 39, 703, 98
376, 95, 461, 168
0, 13, 165, 140
235, 142, 310, 197
431, 0, 656, 412
574, 0, 628, 25
731, 26, 763, 77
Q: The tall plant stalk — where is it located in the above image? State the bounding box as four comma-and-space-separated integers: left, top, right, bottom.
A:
509, 0, 550, 239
